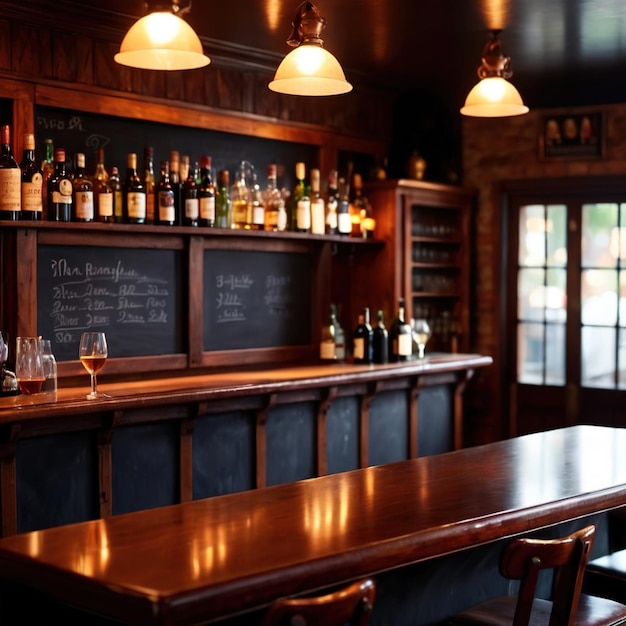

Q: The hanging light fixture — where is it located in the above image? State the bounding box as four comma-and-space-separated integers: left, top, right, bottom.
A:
269, 1, 352, 96
115, 0, 210, 71
461, 30, 528, 117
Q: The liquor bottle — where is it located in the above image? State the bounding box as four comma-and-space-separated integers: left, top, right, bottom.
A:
349, 172, 367, 236
334, 308, 346, 361
123, 152, 146, 224
336, 176, 352, 236
320, 303, 339, 361
72, 153, 94, 222
94, 148, 114, 223
249, 170, 265, 230
48, 148, 73, 222
325, 169, 339, 235
20, 133, 43, 220
215, 169, 232, 229
372, 309, 389, 364
143, 146, 156, 224
231, 161, 251, 229
352, 307, 373, 364
263, 164, 285, 232
198, 155, 215, 227
290, 161, 306, 231
182, 161, 199, 227
156, 160, 176, 226
388, 297, 413, 362
41, 138, 54, 219
169, 150, 182, 225
0, 124, 21, 220
296, 184, 312, 233
180, 154, 190, 187
310, 168, 325, 235
109, 166, 124, 223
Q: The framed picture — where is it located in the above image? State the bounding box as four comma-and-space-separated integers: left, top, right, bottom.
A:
539, 112, 604, 160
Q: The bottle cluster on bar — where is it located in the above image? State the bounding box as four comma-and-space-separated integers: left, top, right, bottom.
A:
0, 126, 377, 237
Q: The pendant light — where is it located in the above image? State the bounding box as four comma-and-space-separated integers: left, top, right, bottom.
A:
269, 1, 352, 96
461, 30, 528, 117
115, 0, 210, 71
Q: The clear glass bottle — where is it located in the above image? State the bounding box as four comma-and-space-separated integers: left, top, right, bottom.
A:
198, 155, 215, 228
320, 303, 338, 361
310, 167, 325, 235
94, 148, 114, 223
123, 152, 146, 224
72, 152, 94, 222
109, 166, 124, 223
231, 161, 251, 229
215, 169, 232, 229
143, 146, 156, 225
0, 124, 21, 220
249, 169, 265, 230
156, 160, 176, 226
48, 148, 72, 222
41, 339, 57, 394
20, 132, 43, 220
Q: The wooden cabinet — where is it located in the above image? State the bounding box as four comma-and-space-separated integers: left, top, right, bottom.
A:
364, 179, 474, 353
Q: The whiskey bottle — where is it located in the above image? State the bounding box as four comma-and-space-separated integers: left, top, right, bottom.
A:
48, 148, 72, 222
263, 164, 282, 231
198, 155, 215, 227
156, 160, 176, 226
109, 166, 124, 223
123, 152, 146, 224
143, 146, 156, 224
72, 153, 94, 222
310, 168, 325, 235
20, 133, 43, 220
320, 304, 338, 361
0, 125, 21, 220
249, 170, 265, 230
231, 161, 251, 229
94, 148, 114, 223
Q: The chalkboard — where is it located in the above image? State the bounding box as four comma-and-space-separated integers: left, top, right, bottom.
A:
34, 105, 318, 191
203, 250, 312, 351
37, 245, 184, 361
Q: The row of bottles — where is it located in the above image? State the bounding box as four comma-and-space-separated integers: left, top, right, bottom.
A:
320, 298, 429, 364
0, 126, 376, 237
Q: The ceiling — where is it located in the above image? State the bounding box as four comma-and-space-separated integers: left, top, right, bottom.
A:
85, 0, 626, 114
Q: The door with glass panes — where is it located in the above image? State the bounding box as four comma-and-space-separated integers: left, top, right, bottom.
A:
506, 179, 626, 436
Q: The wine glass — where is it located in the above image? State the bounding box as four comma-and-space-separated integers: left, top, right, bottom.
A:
412, 319, 431, 360
79, 332, 108, 400
15, 336, 45, 395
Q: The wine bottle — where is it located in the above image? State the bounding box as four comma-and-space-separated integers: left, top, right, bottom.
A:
143, 146, 156, 225
198, 155, 215, 227
48, 148, 72, 222
156, 160, 176, 226
325, 169, 339, 235
292, 162, 310, 232
20, 133, 43, 220
215, 169, 232, 229
109, 166, 124, 223
0, 124, 21, 220
169, 150, 182, 225
320, 303, 339, 361
336, 176, 352, 236
41, 137, 54, 219
182, 161, 199, 227
72, 153, 94, 222
231, 161, 251, 229
373, 309, 389, 364
352, 307, 373, 364
310, 168, 325, 235
349, 172, 367, 236
388, 297, 413, 362
123, 152, 146, 224
249, 170, 265, 230
94, 148, 114, 223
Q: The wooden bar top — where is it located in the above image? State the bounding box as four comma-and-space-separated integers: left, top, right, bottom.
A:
0, 425, 623, 625
0, 353, 492, 423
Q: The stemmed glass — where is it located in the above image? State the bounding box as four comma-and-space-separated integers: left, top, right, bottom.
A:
79, 332, 108, 400
15, 336, 45, 395
412, 319, 431, 360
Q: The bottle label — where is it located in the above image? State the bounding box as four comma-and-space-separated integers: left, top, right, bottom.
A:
200, 196, 215, 221
398, 334, 412, 356
320, 341, 336, 360
185, 198, 199, 220
98, 193, 114, 217
0, 169, 21, 211
21, 177, 43, 213
296, 198, 311, 230
338, 212, 352, 234
277, 206, 287, 231
76, 191, 94, 219
127, 192, 146, 219
52, 190, 72, 204
353, 337, 365, 360
311, 198, 325, 235
159, 190, 176, 222
252, 205, 265, 226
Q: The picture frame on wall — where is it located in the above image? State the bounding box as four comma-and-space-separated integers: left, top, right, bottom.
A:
538, 112, 604, 160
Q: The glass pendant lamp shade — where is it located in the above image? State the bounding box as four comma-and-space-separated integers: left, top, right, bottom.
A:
461, 76, 529, 117
269, 1, 352, 96
269, 44, 352, 96
115, 11, 210, 71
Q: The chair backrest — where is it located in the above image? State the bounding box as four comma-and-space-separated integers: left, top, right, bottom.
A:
260, 578, 376, 626
501, 524, 595, 626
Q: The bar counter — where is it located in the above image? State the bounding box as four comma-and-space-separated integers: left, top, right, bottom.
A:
0, 425, 622, 625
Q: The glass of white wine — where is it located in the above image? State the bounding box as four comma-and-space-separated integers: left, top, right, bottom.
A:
79, 332, 108, 400
412, 319, 431, 359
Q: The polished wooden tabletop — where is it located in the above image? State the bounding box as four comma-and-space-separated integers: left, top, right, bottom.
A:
0, 425, 623, 625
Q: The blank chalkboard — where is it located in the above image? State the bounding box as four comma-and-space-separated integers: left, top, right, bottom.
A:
37, 245, 184, 361
203, 249, 312, 351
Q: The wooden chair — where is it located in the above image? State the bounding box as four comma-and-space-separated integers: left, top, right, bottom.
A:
260, 578, 376, 626
448, 525, 626, 626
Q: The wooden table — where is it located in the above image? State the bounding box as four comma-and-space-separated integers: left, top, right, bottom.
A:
0, 425, 624, 625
